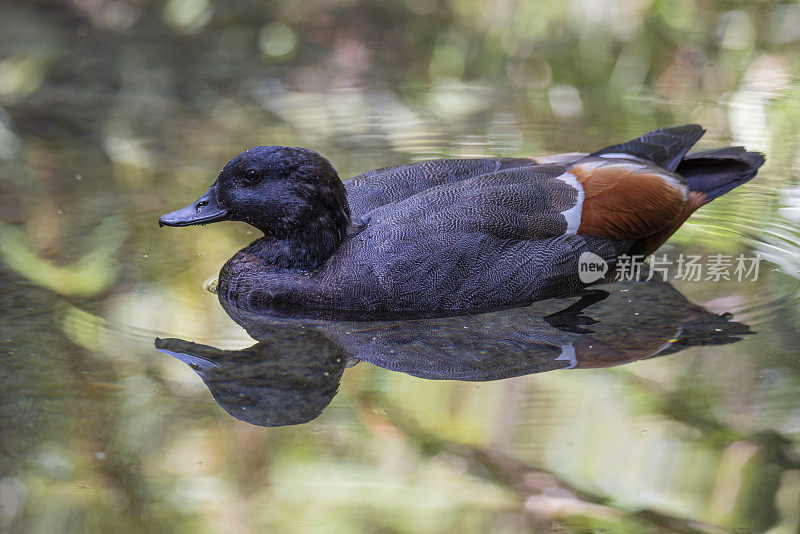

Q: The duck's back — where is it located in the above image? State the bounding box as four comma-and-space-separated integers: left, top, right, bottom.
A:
344, 153, 585, 218
358, 163, 584, 237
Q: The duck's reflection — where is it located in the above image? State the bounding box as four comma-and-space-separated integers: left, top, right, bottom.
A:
156, 278, 751, 427
156, 330, 348, 426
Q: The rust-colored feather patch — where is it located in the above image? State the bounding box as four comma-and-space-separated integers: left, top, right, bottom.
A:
572, 326, 680, 368
569, 159, 688, 241
634, 190, 707, 255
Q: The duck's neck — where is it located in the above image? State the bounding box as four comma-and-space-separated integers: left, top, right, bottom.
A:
247, 217, 350, 271
241, 170, 354, 271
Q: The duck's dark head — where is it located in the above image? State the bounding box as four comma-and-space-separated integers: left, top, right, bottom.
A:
159, 146, 351, 269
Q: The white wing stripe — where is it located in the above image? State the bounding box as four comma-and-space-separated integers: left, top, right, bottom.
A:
597, 153, 642, 160
554, 172, 584, 234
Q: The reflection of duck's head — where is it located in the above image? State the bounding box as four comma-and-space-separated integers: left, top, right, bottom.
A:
155, 331, 347, 427
159, 146, 350, 268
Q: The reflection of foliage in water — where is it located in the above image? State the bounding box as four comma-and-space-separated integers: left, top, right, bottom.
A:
0, 0, 799, 533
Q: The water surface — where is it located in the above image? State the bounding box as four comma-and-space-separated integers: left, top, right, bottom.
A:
1, 2, 800, 532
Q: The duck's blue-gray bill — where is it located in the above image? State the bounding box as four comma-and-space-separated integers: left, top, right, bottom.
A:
159, 185, 229, 227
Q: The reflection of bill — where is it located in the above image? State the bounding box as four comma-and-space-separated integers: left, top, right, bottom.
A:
578, 251, 609, 283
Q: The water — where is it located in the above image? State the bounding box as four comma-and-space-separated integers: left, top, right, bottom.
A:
2, 2, 800, 533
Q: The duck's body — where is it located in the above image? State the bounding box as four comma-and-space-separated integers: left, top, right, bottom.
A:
221, 157, 635, 319
160, 125, 764, 320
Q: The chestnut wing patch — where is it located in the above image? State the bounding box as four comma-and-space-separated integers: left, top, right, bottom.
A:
569, 159, 689, 241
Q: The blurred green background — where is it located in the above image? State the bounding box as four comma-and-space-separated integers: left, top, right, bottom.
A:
1, 0, 800, 532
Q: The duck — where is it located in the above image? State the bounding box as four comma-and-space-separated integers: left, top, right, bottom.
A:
159, 124, 764, 320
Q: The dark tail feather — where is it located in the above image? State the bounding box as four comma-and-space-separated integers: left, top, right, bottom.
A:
591, 124, 706, 171
676, 147, 765, 203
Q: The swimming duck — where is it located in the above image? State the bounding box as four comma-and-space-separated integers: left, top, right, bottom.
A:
159, 125, 764, 319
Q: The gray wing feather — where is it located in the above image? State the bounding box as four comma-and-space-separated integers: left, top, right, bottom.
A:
361, 165, 577, 238
345, 157, 538, 218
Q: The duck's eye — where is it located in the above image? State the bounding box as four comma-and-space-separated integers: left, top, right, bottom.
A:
243, 169, 260, 184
